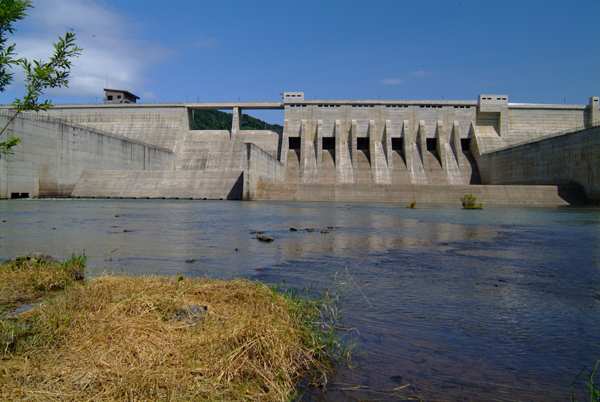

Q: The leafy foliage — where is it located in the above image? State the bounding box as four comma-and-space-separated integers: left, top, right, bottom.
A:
0, 0, 29, 93
461, 193, 483, 209
0, 0, 81, 155
191, 109, 283, 134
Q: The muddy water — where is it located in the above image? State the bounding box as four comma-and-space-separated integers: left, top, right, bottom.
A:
1, 199, 599, 401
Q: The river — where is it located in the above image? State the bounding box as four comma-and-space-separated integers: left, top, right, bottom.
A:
1, 199, 599, 401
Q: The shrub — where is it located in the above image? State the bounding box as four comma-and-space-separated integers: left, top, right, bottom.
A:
461, 194, 483, 209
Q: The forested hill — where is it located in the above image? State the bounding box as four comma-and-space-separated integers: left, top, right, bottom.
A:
190, 110, 283, 134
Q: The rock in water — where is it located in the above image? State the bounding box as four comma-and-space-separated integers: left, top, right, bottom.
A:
256, 234, 274, 243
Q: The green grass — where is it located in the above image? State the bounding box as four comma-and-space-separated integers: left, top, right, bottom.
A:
461, 194, 484, 209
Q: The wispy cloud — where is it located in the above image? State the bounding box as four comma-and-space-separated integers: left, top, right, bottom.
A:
380, 70, 430, 86
381, 78, 404, 86
12, 0, 168, 98
411, 70, 429, 78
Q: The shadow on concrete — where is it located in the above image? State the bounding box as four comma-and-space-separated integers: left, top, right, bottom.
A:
227, 173, 244, 200
558, 182, 590, 205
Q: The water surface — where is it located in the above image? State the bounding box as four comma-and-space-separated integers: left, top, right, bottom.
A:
1, 199, 599, 401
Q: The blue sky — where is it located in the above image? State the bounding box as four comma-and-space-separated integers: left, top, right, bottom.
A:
1, 0, 599, 122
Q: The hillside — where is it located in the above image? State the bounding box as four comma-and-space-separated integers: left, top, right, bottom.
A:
190, 109, 283, 134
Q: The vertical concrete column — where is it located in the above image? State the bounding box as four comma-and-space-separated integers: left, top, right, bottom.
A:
350, 120, 358, 168
300, 119, 318, 183
478, 94, 509, 136
588, 96, 599, 127
279, 120, 290, 165
435, 121, 448, 171
335, 120, 353, 183
404, 120, 427, 184
451, 121, 462, 167
231, 107, 241, 139
316, 120, 324, 168
384, 120, 393, 170
402, 120, 413, 173
368, 119, 391, 184
368, 120, 377, 168
417, 120, 428, 170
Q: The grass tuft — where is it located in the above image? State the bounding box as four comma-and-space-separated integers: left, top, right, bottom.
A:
0, 254, 85, 316
0, 257, 341, 401
461, 194, 484, 210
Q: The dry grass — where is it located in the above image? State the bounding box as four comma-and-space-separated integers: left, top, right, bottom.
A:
0, 263, 337, 401
0, 255, 84, 315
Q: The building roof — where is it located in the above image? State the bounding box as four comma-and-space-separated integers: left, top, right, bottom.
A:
103, 88, 140, 100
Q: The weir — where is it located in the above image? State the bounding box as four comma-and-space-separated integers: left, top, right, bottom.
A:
0, 92, 598, 205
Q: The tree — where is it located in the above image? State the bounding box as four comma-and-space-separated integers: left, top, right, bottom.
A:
0, 0, 81, 155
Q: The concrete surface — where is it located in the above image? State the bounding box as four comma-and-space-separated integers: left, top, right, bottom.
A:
1, 92, 598, 205
480, 125, 600, 202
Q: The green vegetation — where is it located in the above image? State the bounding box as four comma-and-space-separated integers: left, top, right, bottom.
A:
0, 0, 81, 155
572, 360, 600, 402
0, 256, 342, 401
0, 254, 84, 316
190, 109, 283, 134
461, 194, 484, 209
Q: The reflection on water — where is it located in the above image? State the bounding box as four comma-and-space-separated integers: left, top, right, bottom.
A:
1, 200, 600, 401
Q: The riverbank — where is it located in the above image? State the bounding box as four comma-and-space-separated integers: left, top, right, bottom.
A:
0, 256, 338, 401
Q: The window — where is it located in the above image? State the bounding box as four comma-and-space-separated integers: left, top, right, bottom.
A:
288, 137, 300, 150
391, 137, 403, 151
107, 95, 113, 100
117, 95, 122, 99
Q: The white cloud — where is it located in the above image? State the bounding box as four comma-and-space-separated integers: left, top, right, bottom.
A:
381, 70, 430, 86
381, 78, 404, 86
411, 70, 429, 78
11, 0, 168, 98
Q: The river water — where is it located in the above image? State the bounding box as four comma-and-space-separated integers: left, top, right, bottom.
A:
1, 199, 599, 401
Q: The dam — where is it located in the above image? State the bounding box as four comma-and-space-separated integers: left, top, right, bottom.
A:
1, 91, 598, 205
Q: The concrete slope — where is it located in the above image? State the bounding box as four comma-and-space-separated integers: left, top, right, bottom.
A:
72, 169, 244, 200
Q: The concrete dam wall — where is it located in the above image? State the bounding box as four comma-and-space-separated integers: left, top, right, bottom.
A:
0, 111, 174, 199
1, 93, 598, 205
480, 124, 600, 202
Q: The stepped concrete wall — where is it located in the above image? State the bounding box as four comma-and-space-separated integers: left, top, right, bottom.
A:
1, 94, 598, 204
480, 125, 600, 202
278, 96, 598, 190
0, 111, 174, 198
